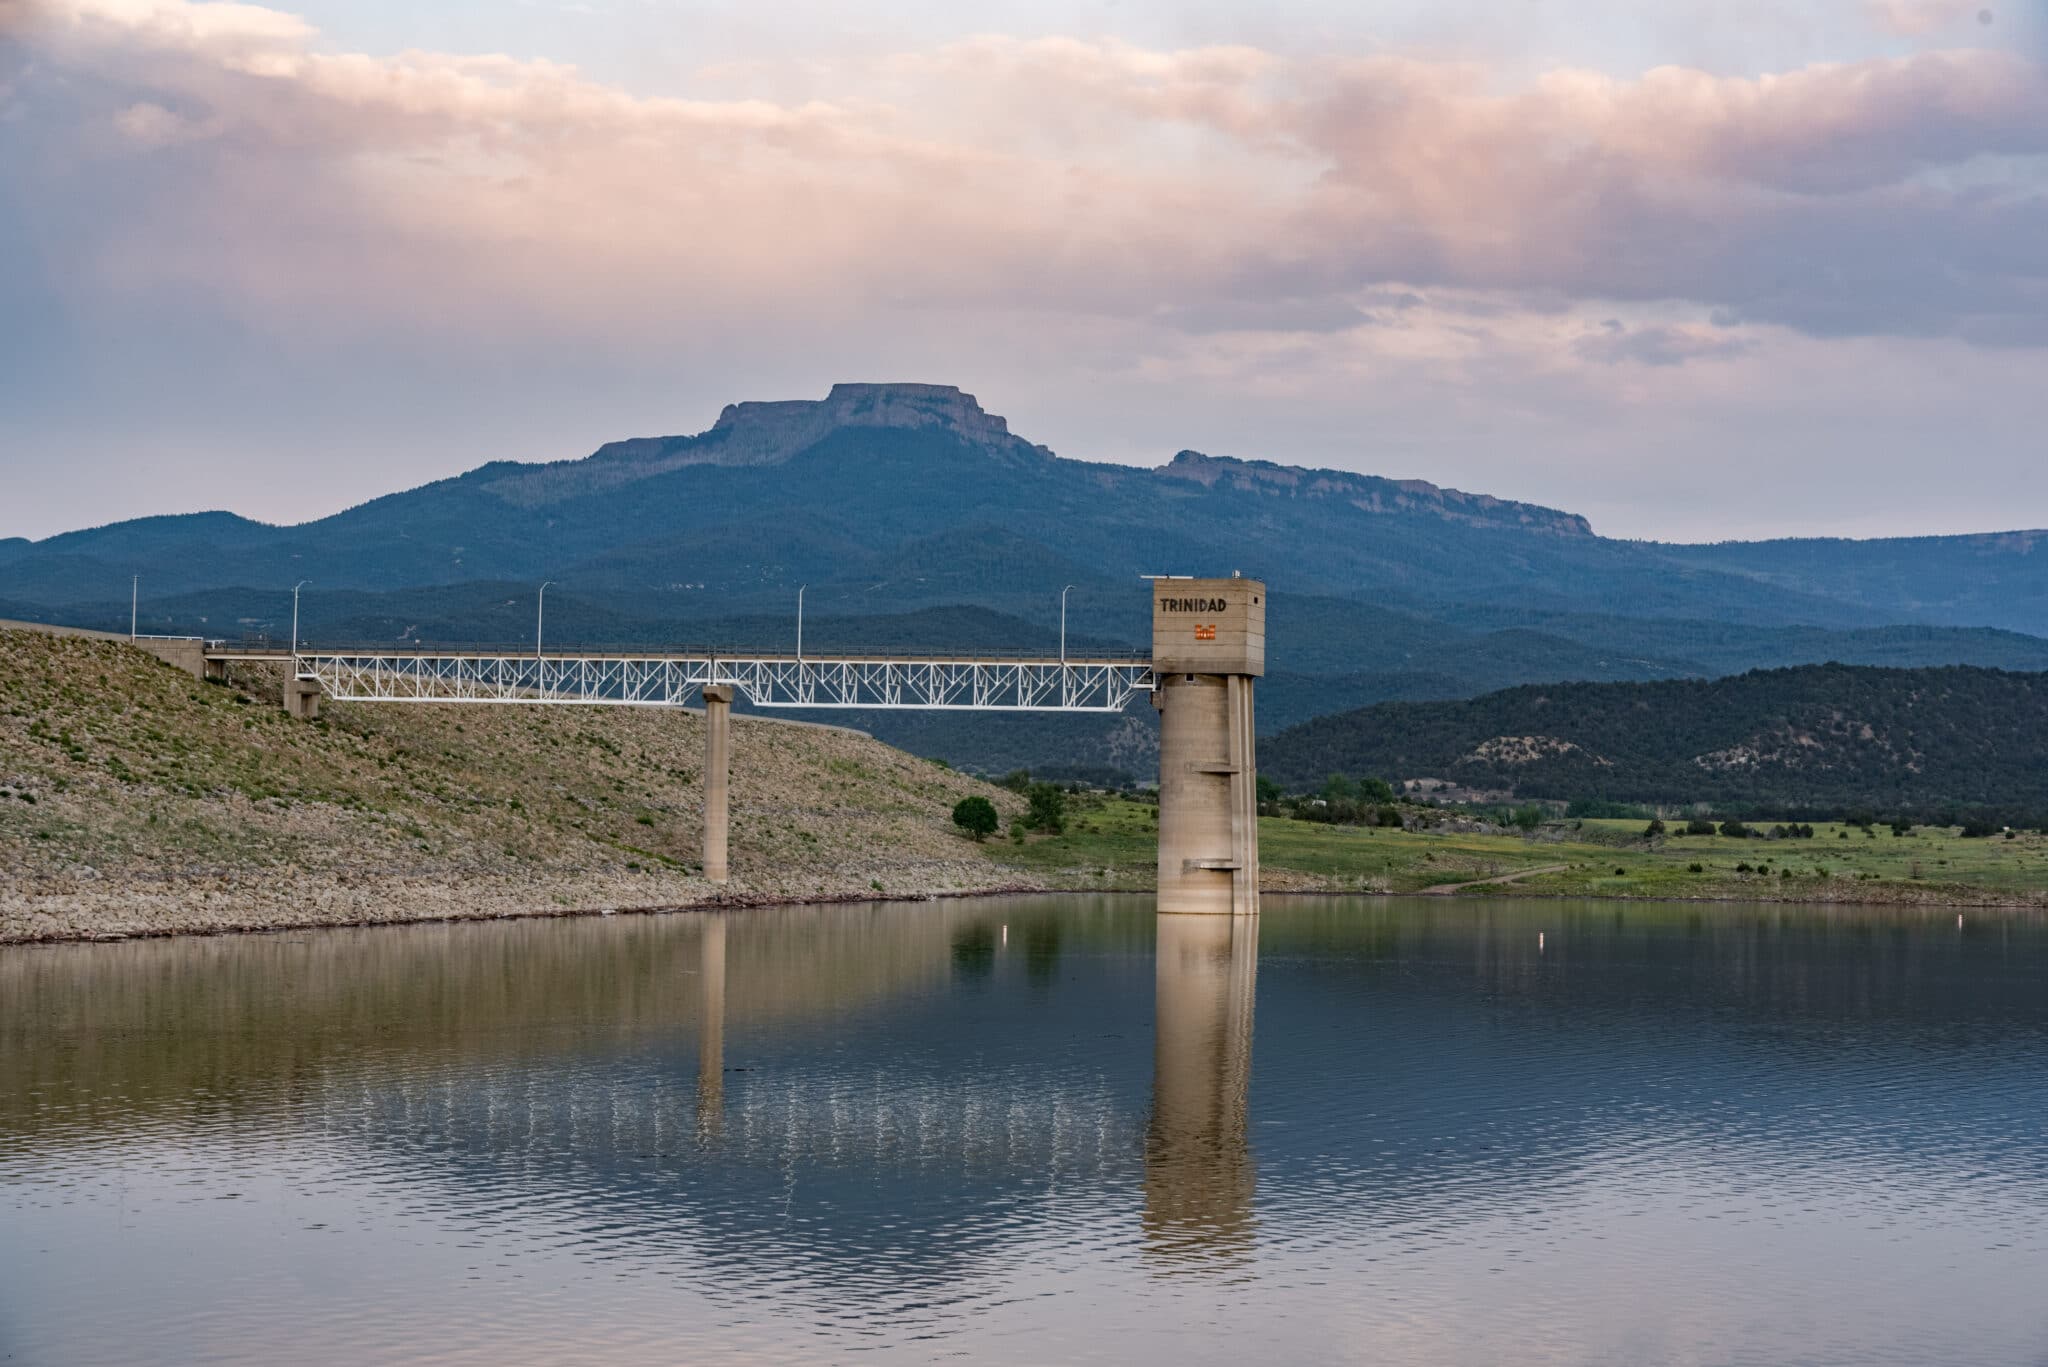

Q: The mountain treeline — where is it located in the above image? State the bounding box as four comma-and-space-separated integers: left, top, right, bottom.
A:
1260, 664, 2048, 821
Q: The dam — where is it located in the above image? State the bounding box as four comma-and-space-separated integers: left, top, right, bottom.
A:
101, 577, 1269, 912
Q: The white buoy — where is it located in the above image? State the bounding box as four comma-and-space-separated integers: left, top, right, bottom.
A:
1539, 931, 1546, 951
1001, 924, 1008, 945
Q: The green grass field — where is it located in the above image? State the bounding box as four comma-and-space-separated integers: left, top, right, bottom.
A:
989, 793, 2048, 905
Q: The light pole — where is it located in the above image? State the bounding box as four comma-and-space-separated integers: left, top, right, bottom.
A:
796, 584, 806, 664
290, 581, 310, 659
1060, 584, 1076, 664
536, 581, 554, 661
130, 575, 138, 641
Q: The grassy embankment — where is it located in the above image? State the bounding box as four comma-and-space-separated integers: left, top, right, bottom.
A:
989, 791, 2048, 906
0, 628, 1028, 942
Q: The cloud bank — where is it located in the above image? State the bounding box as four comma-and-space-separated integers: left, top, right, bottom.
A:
2, 0, 2046, 539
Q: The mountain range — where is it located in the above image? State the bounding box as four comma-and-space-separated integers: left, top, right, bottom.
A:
5, 382, 2046, 777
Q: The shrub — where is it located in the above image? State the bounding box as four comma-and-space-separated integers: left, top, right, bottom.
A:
1688, 863, 1704, 873
1719, 820, 1751, 839
1025, 782, 1068, 834
1644, 817, 1667, 837
951, 795, 999, 841
999, 769, 1032, 793
1684, 817, 1718, 836
1375, 804, 1404, 829
1358, 776, 1396, 804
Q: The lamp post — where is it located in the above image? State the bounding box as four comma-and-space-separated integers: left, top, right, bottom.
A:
536, 581, 554, 660
130, 575, 138, 641
1060, 584, 1076, 664
290, 581, 310, 659
796, 584, 806, 664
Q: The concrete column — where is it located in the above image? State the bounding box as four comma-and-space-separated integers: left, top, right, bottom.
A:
203, 656, 228, 682
702, 684, 733, 883
1156, 675, 1241, 915
283, 676, 322, 721
1145, 911, 1258, 1263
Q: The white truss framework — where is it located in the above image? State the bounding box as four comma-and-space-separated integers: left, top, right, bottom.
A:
292, 652, 1155, 712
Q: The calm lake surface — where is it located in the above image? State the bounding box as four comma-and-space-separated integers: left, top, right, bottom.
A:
5, 895, 2047, 1365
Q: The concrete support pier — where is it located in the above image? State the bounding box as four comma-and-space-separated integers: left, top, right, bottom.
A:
283, 676, 322, 721
702, 684, 733, 883
1152, 577, 1264, 916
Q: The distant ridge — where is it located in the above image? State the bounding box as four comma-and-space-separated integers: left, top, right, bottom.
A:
1158, 449, 1592, 536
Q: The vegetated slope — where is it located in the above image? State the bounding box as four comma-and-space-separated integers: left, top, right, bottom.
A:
0, 629, 1022, 942
1260, 664, 2048, 818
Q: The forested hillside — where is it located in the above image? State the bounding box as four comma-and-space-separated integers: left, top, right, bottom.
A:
1260, 664, 2048, 820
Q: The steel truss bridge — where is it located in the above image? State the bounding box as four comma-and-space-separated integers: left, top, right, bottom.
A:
257, 650, 1156, 713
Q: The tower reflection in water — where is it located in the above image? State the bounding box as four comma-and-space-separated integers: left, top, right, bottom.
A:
1146, 912, 1258, 1267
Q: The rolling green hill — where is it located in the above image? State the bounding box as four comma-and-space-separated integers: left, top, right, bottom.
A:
1260, 664, 2048, 820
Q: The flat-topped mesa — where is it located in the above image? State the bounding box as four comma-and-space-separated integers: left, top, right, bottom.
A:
482, 383, 1051, 506
1158, 450, 1594, 536
704, 383, 1050, 466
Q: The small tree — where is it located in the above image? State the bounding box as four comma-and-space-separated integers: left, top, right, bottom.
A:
1026, 782, 1068, 834
952, 796, 999, 841
1644, 817, 1667, 837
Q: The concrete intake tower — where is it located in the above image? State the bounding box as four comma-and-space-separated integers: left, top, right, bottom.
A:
1151, 577, 1264, 916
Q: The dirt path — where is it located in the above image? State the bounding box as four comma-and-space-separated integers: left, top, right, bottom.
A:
1417, 863, 1572, 895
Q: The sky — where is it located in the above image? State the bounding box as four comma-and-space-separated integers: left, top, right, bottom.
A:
2, 0, 2046, 543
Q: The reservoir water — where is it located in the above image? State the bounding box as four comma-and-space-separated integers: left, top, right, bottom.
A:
4, 895, 2047, 1365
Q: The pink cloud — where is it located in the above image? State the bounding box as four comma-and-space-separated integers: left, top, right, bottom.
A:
4, 0, 2045, 353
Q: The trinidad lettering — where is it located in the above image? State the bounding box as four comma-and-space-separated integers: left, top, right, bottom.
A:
1159, 597, 1230, 612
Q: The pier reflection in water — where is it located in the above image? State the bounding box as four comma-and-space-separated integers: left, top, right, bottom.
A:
5, 896, 2048, 1365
